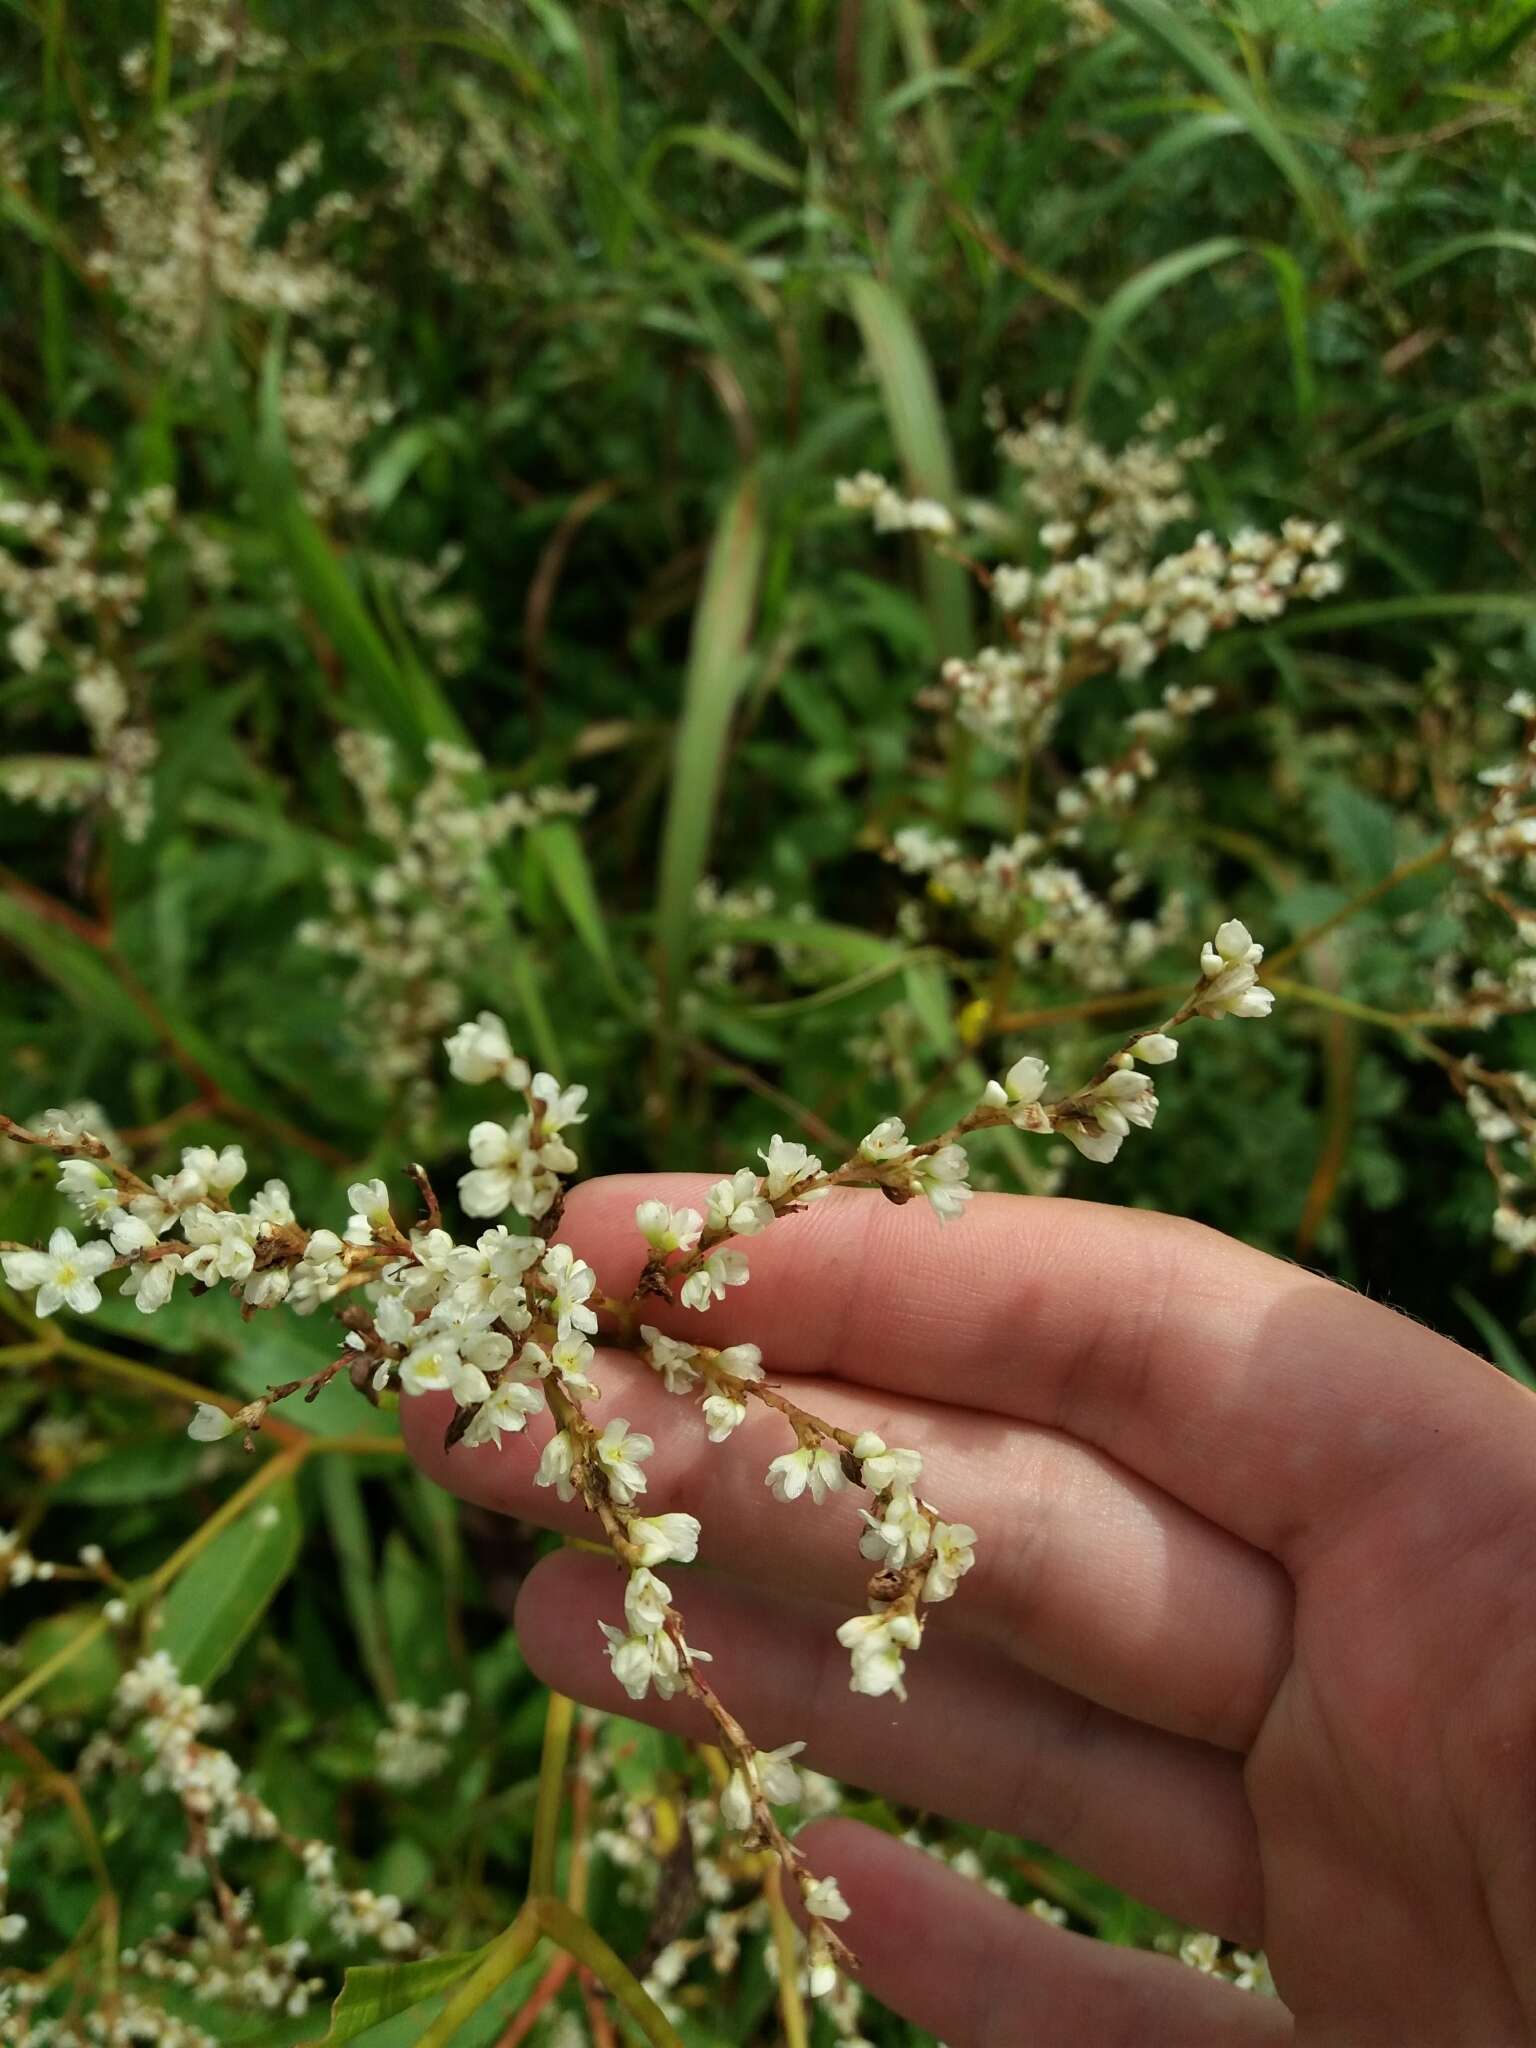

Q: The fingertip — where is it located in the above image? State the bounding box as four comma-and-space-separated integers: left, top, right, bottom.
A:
511, 1546, 615, 1683
398, 1387, 459, 1479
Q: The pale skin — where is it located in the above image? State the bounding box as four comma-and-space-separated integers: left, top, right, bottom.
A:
406, 1176, 1536, 2046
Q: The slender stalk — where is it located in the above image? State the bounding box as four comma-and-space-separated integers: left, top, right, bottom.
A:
765, 1861, 811, 2048
419, 1900, 543, 2048
529, 1692, 575, 1900
1263, 838, 1452, 974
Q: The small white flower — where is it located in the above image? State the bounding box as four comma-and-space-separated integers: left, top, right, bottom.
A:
373, 1292, 416, 1345
704, 1167, 774, 1236
720, 1740, 803, 1834
758, 1133, 824, 1203
624, 1566, 671, 1636
187, 1403, 234, 1443
1061, 1120, 1124, 1165
984, 1053, 1052, 1131
57, 1158, 120, 1222
858, 1117, 910, 1163
535, 1430, 578, 1500
1195, 920, 1275, 1021
1003, 1054, 1049, 1104
702, 1391, 748, 1441
715, 1341, 764, 1381
544, 1334, 600, 1399
766, 1443, 846, 1505
249, 1179, 296, 1229
640, 1325, 701, 1394
0, 1912, 27, 1943
852, 1433, 924, 1494
2, 1228, 116, 1317
399, 1334, 461, 1397
802, 1874, 851, 1922
806, 1938, 839, 1999
1131, 1032, 1179, 1065
122, 1253, 181, 1315
599, 1621, 684, 1702
530, 1072, 588, 1132
461, 1370, 546, 1448
679, 1247, 749, 1312
858, 1489, 931, 1570
627, 1513, 701, 1567
345, 1177, 394, 1246
923, 1520, 978, 1602
1179, 1931, 1222, 1973
107, 1211, 158, 1256
837, 1607, 922, 1698
541, 1243, 599, 1339
912, 1143, 972, 1221
635, 1200, 703, 1254
594, 1418, 654, 1505
445, 1011, 531, 1089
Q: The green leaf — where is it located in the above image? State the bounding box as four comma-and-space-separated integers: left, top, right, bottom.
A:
1453, 1289, 1536, 1392
655, 474, 766, 1031
846, 276, 970, 658
0, 894, 157, 1048
639, 123, 800, 192
17, 1607, 120, 1715
1314, 782, 1398, 885
1105, 0, 1336, 239
317, 1457, 396, 1704
158, 1477, 303, 1687
1073, 236, 1246, 414
1388, 230, 1536, 291
526, 818, 630, 1009
316, 1952, 484, 2045
249, 339, 464, 754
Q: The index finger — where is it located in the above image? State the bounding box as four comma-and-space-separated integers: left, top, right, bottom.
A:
560, 1174, 1531, 1562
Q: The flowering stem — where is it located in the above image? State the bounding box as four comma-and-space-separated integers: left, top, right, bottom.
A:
1266, 976, 1461, 1063
1261, 835, 1454, 973
1, 1723, 120, 1993
420, 1896, 684, 2048
765, 1861, 811, 2048
529, 1690, 575, 1900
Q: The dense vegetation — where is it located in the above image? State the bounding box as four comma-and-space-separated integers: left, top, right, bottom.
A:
4, 1, 1536, 2041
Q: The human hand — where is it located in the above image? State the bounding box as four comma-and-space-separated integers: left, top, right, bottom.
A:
407, 1178, 1536, 2046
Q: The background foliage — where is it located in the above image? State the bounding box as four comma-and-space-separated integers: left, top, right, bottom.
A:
4, 0, 1536, 2040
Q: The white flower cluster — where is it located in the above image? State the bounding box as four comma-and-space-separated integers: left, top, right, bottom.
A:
1179, 1928, 1277, 1995
834, 470, 957, 536
0, 486, 176, 840
0, 1807, 25, 1948
0, 1527, 58, 1590
67, 116, 353, 361
0, 1984, 220, 2048
123, 1897, 325, 2021
0, 945, 1273, 1998
970, 922, 1271, 1164
840, 408, 1345, 760
113, 1653, 283, 1856
373, 1689, 469, 1788
298, 731, 592, 1113
278, 338, 395, 518
890, 826, 1189, 993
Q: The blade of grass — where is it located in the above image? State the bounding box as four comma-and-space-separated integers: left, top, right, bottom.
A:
246, 339, 463, 753
846, 276, 971, 658
1387, 229, 1536, 290
527, 819, 632, 1012
1453, 1290, 1536, 1391
1104, 0, 1338, 245
654, 473, 766, 1073
40, 0, 66, 409
1072, 235, 1246, 414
